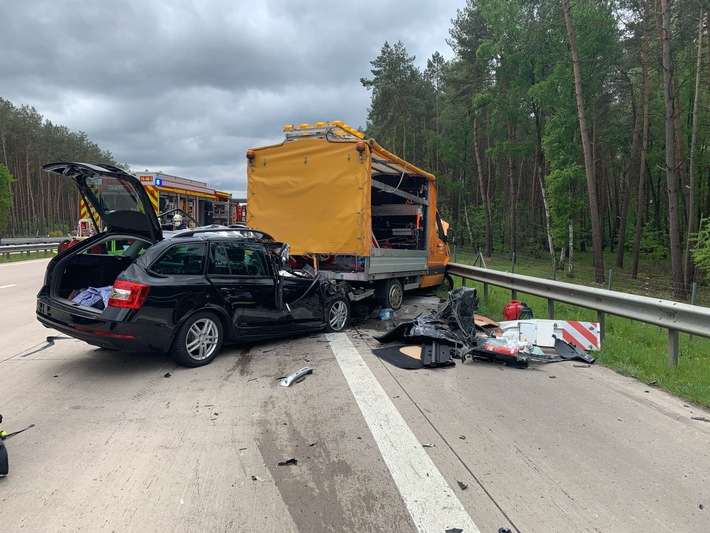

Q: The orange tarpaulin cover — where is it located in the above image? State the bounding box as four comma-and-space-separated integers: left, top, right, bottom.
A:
247, 138, 371, 256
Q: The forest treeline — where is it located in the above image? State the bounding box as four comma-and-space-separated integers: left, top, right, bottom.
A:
0, 97, 116, 238
361, 0, 710, 298
1, 0, 709, 300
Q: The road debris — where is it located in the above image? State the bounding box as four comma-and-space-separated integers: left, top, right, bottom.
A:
279, 366, 314, 387
457, 481, 468, 490
277, 458, 298, 466
373, 287, 597, 369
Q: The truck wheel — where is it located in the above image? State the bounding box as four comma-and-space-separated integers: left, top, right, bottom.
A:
378, 279, 403, 310
171, 311, 223, 367
324, 295, 350, 332
440, 273, 454, 292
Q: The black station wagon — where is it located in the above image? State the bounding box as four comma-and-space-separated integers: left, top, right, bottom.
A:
36, 162, 351, 367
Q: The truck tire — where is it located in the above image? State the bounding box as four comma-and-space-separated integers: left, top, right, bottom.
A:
378, 279, 403, 311
439, 273, 454, 292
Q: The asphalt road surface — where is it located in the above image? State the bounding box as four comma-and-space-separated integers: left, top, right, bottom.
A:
1, 259, 709, 532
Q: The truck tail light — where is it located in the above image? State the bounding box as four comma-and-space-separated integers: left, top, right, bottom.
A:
108, 280, 151, 309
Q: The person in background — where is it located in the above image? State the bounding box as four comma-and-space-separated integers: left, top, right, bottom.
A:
172, 214, 186, 230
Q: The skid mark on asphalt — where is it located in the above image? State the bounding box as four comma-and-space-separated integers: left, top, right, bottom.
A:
327, 332, 481, 533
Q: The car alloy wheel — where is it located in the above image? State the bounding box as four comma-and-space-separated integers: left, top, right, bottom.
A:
325, 296, 350, 332
172, 311, 224, 367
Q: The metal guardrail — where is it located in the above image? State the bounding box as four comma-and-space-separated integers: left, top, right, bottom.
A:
447, 262, 710, 367
1, 243, 58, 258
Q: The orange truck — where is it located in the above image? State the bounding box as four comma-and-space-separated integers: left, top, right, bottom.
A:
245, 121, 452, 310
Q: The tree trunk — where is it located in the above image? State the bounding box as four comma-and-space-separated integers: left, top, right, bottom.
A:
473, 115, 493, 256
631, 0, 651, 279
683, 10, 703, 289
660, 0, 685, 299
615, 72, 643, 269
563, 0, 604, 283
507, 121, 517, 257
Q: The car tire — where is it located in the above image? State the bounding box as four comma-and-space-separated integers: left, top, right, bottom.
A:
439, 273, 454, 292
324, 295, 350, 332
378, 279, 403, 310
171, 311, 224, 367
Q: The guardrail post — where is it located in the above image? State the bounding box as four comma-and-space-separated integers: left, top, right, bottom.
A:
668, 329, 679, 367
547, 299, 554, 319
597, 311, 605, 342
483, 282, 488, 303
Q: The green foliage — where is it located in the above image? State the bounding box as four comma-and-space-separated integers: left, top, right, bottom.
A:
0, 164, 16, 236
692, 219, 710, 272
639, 221, 669, 261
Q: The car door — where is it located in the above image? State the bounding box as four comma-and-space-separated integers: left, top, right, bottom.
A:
266, 242, 325, 331
208, 241, 293, 337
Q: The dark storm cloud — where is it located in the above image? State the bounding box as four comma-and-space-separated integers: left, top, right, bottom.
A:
1, 0, 461, 195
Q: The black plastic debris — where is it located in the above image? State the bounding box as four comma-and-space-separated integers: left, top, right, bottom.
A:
164, 372, 171, 378
552, 334, 596, 364
0, 414, 7, 477
457, 480, 468, 490
446, 529, 464, 533
277, 458, 298, 466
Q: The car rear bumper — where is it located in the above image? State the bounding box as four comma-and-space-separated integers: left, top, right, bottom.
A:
36, 298, 173, 353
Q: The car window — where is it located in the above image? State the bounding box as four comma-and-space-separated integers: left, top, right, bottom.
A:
209, 243, 269, 276
76, 237, 150, 257
151, 243, 207, 275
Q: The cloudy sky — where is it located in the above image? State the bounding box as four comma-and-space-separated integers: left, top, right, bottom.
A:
2, 0, 464, 197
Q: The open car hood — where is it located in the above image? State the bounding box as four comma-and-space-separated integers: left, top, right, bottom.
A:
43, 162, 162, 242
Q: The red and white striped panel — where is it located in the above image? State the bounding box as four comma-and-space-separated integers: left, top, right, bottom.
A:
559, 321, 600, 351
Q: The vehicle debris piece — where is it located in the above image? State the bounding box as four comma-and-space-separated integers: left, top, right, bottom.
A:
251, 475, 265, 481
277, 458, 298, 466
552, 335, 596, 364
457, 481, 468, 490
371, 343, 455, 369
279, 366, 314, 387
422, 443, 435, 448
691, 416, 710, 423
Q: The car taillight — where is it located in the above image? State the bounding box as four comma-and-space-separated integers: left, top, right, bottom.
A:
108, 280, 151, 309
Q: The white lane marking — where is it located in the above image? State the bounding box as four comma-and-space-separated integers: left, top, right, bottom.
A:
0, 284, 17, 289
327, 333, 480, 533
